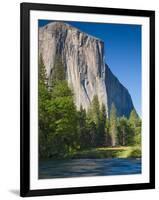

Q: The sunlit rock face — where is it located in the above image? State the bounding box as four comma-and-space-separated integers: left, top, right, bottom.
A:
39, 22, 134, 117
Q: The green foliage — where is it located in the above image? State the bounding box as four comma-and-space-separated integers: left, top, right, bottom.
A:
117, 116, 133, 146
39, 55, 47, 85
51, 80, 73, 98
87, 95, 100, 146
116, 109, 141, 147
87, 95, 100, 124
98, 103, 107, 146
129, 109, 139, 128
77, 105, 89, 149
129, 109, 141, 146
39, 55, 79, 159
109, 103, 118, 147
38, 55, 142, 159
38, 55, 51, 158
46, 90, 79, 158
134, 123, 141, 145
105, 119, 111, 146
87, 96, 107, 147
85, 120, 97, 147
51, 55, 65, 86
117, 117, 127, 146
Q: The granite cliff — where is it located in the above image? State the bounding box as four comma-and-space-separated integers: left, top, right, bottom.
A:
39, 22, 134, 117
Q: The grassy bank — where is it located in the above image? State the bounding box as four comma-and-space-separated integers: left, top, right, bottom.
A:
71, 146, 141, 159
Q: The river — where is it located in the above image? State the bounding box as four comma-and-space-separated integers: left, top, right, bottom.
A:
39, 158, 141, 179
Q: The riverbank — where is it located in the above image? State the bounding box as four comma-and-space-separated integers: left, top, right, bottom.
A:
71, 146, 141, 159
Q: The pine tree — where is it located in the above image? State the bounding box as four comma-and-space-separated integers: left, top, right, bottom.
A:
51, 55, 65, 87
134, 118, 141, 145
49, 84, 78, 157
78, 105, 90, 149
46, 55, 79, 158
109, 103, 118, 147
105, 119, 111, 146
87, 95, 101, 146
129, 109, 141, 146
90, 95, 100, 125
117, 116, 129, 146
39, 54, 47, 85
38, 55, 51, 158
129, 109, 139, 129
38, 54, 80, 159
98, 103, 107, 146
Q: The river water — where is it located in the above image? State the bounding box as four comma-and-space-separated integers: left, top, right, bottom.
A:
39, 158, 141, 179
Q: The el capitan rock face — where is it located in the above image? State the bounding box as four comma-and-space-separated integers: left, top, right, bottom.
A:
39, 22, 134, 117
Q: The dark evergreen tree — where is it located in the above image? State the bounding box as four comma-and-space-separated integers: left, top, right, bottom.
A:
50, 55, 65, 87
109, 103, 118, 147
129, 109, 139, 129
133, 118, 141, 145
129, 109, 141, 146
117, 116, 130, 146
38, 55, 51, 158
47, 55, 79, 158
77, 105, 89, 149
105, 119, 111, 146
87, 95, 101, 146
39, 55, 80, 159
98, 103, 107, 146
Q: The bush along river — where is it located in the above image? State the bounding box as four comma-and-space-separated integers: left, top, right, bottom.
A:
39, 146, 141, 179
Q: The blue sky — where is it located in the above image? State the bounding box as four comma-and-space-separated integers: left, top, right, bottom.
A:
39, 20, 141, 116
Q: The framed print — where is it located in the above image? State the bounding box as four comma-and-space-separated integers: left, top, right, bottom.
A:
20, 2, 155, 197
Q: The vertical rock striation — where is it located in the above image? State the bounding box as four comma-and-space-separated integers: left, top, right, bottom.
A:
39, 21, 134, 117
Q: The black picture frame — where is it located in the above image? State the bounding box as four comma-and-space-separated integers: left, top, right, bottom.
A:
20, 2, 155, 197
